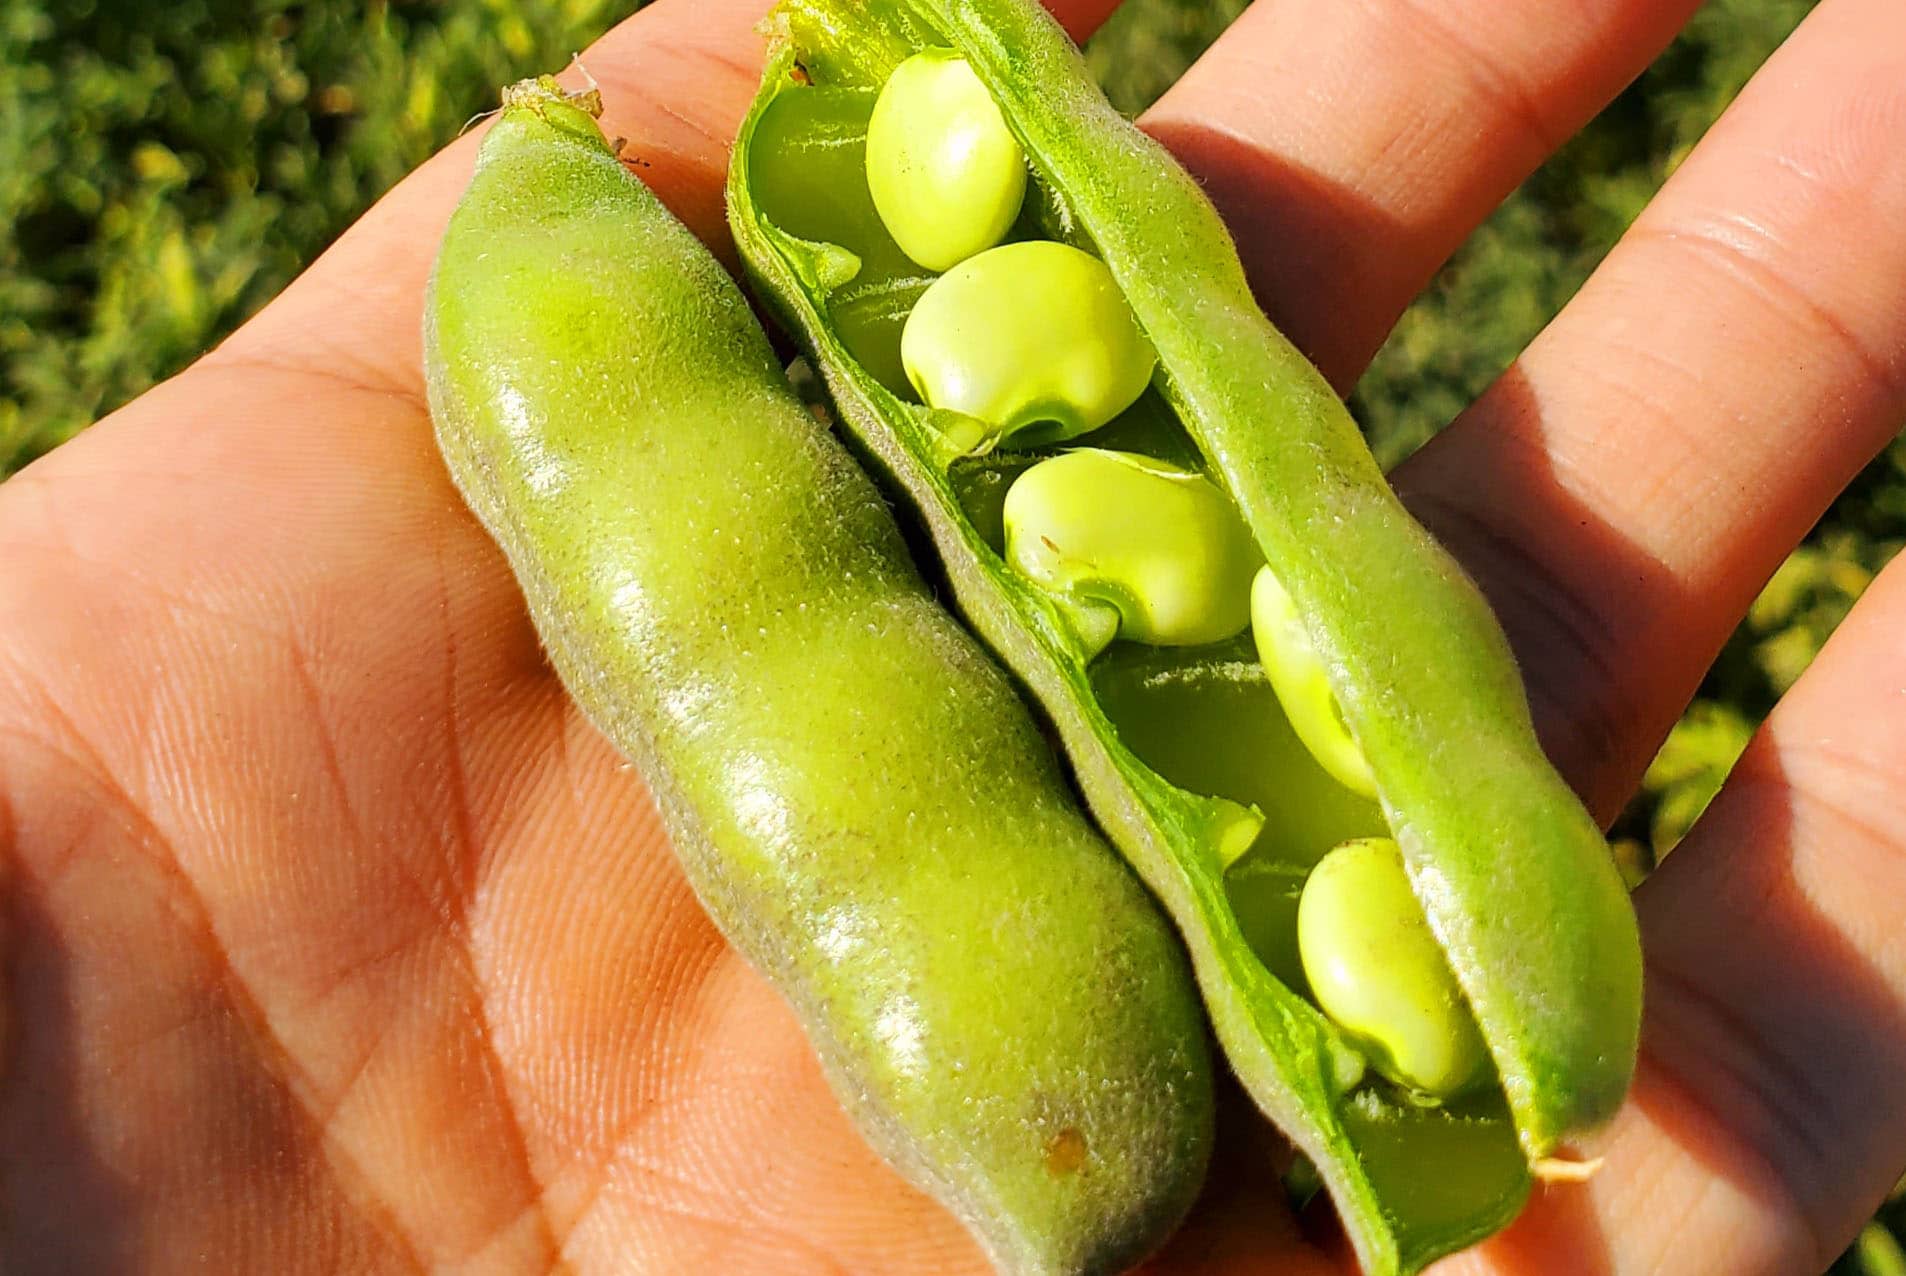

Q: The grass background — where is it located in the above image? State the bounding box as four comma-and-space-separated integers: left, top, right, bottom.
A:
4, 0, 1901, 1264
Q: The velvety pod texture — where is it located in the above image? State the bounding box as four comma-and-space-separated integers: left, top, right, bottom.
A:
423, 81, 1213, 1276
728, 2, 1644, 1272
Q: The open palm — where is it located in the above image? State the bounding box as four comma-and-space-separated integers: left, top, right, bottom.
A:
3, 0, 1903, 1271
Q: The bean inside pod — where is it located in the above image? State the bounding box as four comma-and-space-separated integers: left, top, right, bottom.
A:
729, 4, 1642, 1274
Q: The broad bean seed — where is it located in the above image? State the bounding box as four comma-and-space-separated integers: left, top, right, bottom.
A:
867, 49, 1028, 271
901, 241, 1157, 447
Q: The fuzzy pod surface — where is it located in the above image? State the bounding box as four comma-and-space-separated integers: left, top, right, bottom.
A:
425, 81, 1214, 1276
728, 4, 1645, 1270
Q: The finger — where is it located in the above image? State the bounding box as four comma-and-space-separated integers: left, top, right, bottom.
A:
1393, 0, 1906, 820
1439, 515, 1906, 1276
1139, 0, 1699, 390
213, 0, 1122, 396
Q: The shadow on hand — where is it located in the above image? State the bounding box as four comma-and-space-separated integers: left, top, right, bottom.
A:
1141, 119, 1437, 397
2, 884, 141, 1268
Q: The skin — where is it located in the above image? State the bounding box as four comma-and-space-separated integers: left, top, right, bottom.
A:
0, 0, 1901, 1272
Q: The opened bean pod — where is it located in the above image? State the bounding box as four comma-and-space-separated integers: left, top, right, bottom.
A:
425, 79, 1214, 1276
730, 4, 1643, 1272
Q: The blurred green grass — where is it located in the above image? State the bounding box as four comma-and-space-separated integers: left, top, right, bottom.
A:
3, 0, 1901, 1264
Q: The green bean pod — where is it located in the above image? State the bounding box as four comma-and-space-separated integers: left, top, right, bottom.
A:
425, 80, 1213, 1276
728, 5, 1643, 1271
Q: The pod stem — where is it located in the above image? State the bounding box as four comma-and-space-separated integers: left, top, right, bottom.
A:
501, 74, 605, 121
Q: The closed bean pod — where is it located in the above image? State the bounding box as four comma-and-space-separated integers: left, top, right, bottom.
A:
729, 5, 1643, 1272
426, 79, 1212, 1276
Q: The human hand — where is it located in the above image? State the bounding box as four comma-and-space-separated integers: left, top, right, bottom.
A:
2, 0, 1901, 1272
